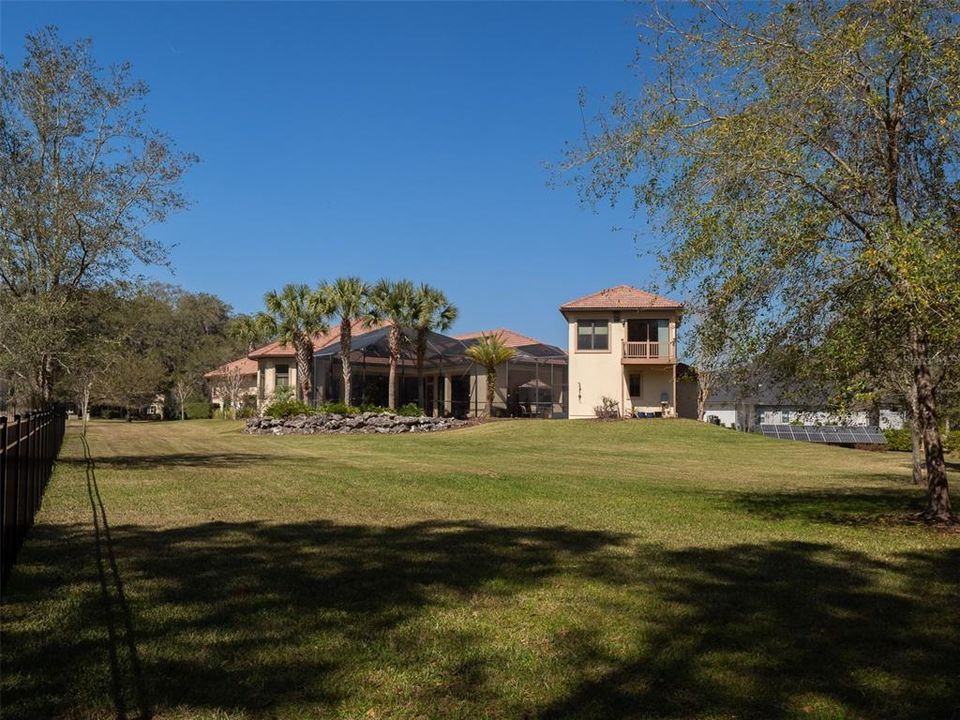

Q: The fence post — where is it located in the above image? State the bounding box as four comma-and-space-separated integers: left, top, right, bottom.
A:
30, 414, 38, 516
28, 413, 36, 529
0, 416, 7, 581
15, 415, 26, 553
40, 412, 48, 500
5, 415, 27, 584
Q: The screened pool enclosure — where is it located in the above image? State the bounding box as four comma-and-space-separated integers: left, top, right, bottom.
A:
311, 327, 568, 418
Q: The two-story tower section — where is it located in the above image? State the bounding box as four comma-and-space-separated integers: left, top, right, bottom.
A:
560, 285, 683, 419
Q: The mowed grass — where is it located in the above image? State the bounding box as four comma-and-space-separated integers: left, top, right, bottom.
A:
1, 419, 958, 720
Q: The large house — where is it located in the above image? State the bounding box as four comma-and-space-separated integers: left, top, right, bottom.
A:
211, 322, 568, 418
561, 285, 684, 419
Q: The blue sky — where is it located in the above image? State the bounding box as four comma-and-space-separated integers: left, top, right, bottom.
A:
2, 1, 669, 348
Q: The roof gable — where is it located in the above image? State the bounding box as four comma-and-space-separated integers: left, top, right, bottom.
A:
248, 319, 387, 359
560, 284, 682, 311
204, 356, 258, 378
453, 328, 546, 349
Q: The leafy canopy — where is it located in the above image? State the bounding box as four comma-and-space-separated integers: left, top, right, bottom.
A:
465, 332, 517, 370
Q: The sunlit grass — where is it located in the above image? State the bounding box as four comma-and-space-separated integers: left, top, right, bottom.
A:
1, 418, 957, 719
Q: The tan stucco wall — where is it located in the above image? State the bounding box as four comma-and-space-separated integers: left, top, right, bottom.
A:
258, 359, 298, 402
624, 366, 674, 414
565, 309, 679, 419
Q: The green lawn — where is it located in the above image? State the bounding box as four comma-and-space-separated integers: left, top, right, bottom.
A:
1, 419, 957, 720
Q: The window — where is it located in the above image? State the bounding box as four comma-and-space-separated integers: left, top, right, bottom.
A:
781, 410, 791, 424
275, 363, 290, 388
577, 320, 609, 351
628, 374, 642, 397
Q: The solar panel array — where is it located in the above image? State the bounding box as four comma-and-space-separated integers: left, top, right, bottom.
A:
758, 425, 887, 445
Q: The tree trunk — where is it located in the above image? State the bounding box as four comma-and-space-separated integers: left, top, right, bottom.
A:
912, 329, 952, 521
696, 370, 713, 422
35, 354, 54, 409
387, 327, 400, 409
388, 358, 397, 410
340, 319, 352, 405
81, 381, 91, 437
909, 384, 924, 486
295, 336, 313, 405
486, 367, 496, 416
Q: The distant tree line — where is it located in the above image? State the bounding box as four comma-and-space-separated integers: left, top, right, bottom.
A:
0, 27, 264, 420
0, 279, 264, 421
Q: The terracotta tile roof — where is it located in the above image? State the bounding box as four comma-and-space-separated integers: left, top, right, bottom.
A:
454, 328, 549, 348
560, 284, 682, 311
204, 356, 258, 378
248, 319, 387, 359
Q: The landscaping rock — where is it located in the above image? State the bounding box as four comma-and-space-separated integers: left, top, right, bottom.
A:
244, 413, 469, 436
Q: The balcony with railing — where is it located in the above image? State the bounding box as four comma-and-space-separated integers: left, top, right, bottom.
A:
621, 339, 676, 364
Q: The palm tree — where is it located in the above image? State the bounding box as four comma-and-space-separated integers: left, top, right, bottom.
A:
410, 284, 458, 413
228, 313, 274, 353
257, 284, 329, 404
319, 276, 369, 405
464, 332, 517, 417
367, 279, 414, 409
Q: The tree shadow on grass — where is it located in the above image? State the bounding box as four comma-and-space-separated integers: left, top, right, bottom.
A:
727, 487, 932, 527
3, 500, 958, 719
2, 514, 627, 719
540, 542, 960, 720
58, 452, 277, 470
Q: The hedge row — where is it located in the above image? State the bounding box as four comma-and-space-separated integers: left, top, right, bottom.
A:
263, 400, 424, 419
884, 428, 958, 453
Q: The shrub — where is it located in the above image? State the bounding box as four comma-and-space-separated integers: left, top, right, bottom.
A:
357, 404, 391, 415
396, 403, 424, 417
322, 402, 358, 415
884, 428, 912, 452
884, 428, 958, 453
264, 397, 315, 418
183, 401, 212, 420
594, 396, 620, 420
314, 403, 422, 416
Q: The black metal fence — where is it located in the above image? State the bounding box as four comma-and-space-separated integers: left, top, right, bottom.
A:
1, 410, 67, 589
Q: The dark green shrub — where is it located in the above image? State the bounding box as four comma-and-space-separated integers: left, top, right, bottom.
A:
322, 402, 358, 415
183, 401, 213, 419
884, 428, 912, 452
396, 403, 424, 417
945, 430, 958, 454
884, 428, 957, 453
263, 398, 315, 418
